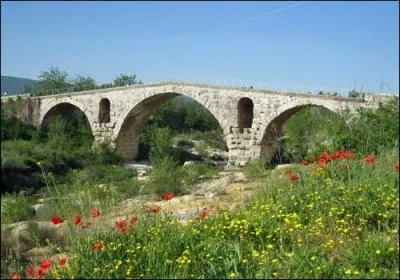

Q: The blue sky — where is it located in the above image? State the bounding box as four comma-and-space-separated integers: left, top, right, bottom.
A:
1, 1, 399, 94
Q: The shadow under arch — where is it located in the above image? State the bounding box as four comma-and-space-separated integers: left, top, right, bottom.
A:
115, 92, 227, 162
260, 104, 343, 162
40, 102, 94, 143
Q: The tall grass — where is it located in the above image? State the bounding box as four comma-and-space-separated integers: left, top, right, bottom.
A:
30, 148, 398, 279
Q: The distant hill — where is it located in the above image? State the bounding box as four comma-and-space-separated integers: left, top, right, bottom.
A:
1, 76, 38, 96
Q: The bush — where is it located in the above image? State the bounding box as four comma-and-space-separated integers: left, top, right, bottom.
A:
1, 193, 33, 225
182, 162, 219, 186
147, 156, 186, 197
79, 164, 137, 184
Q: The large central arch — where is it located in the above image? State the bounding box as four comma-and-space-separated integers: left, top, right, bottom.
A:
259, 100, 342, 161
115, 91, 226, 162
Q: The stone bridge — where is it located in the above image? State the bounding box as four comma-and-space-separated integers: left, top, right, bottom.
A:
1, 81, 392, 165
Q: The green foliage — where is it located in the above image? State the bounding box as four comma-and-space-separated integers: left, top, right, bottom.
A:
181, 162, 219, 186
80, 164, 137, 184
279, 106, 346, 162
148, 126, 175, 165
194, 140, 209, 158
1, 193, 33, 224
72, 75, 97, 92
330, 98, 399, 155
147, 156, 186, 196
113, 73, 142, 87
46, 149, 398, 279
36, 67, 69, 91
243, 160, 270, 179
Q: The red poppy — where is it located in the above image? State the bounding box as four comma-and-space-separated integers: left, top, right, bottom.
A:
364, 155, 376, 164
289, 174, 299, 182
91, 208, 100, 218
73, 216, 81, 225
38, 267, 46, 279
130, 216, 138, 225
26, 266, 35, 278
394, 162, 400, 171
151, 207, 161, 214
162, 192, 175, 201
58, 257, 67, 267
51, 216, 63, 225
199, 211, 207, 220
12, 272, 20, 280
319, 158, 328, 165
116, 220, 128, 234
93, 241, 104, 251
39, 259, 52, 270
303, 160, 310, 166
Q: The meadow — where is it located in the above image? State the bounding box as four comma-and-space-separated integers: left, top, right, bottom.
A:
1, 96, 399, 279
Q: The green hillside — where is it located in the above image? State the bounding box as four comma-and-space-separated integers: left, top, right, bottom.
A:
1, 76, 37, 96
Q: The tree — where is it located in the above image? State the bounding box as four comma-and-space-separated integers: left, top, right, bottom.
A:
348, 89, 362, 98
37, 67, 69, 91
113, 74, 142, 87
73, 75, 97, 92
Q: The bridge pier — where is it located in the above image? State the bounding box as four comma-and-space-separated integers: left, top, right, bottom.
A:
227, 128, 261, 166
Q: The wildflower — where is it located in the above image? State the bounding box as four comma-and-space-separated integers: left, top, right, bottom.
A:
12, 272, 20, 280
51, 216, 63, 224
394, 162, 400, 171
40, 259, 52, 270
375, 249, 381, 255
199, 211, 207, 220
38, 267, 46, 279
162, 192, 175, 200
303, 160, 310, 166
285, 169, 299, 182
73, 216, 81, 225
289, 174, 299, 182
94, 241, 104, 251
26, 266, 35, 278
91, 208, 100, 218
58, 257, 67, 267
364, 155, 376, 164
151, 207, 161, 214
130, 216, 138, 225
116, 220, 128, 234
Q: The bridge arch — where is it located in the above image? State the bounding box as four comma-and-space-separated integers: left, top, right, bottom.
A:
258, 99, 342, 161
114, 90, 227, 162
39, 102, 93, 138
237, 97, 254, 133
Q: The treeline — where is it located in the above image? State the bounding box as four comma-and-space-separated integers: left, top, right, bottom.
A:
23, 67, 142, 96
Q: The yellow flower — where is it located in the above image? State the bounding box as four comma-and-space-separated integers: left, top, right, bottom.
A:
310, 256, 317, 261
375, 249, 381, 255
229, 272, 236, 278
345, 270, 351, 275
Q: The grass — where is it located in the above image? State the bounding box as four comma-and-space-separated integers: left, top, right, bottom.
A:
3, 148, 398, 279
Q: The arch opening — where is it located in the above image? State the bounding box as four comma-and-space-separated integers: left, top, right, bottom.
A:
99, 98, 111, 123
260, 105, 345, 164
237, 98, 254, 133
115, 93, 228, 164
40, 102, 93, 146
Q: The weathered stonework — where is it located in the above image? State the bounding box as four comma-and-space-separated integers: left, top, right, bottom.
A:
1, 82, 394, 166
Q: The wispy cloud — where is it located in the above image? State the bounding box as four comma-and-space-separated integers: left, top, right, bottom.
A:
221, 1, 310, 33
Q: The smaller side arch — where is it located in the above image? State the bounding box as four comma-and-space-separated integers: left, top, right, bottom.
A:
258, 99, 343, 161
99, 98, 111, 123
237, 97, 254, 133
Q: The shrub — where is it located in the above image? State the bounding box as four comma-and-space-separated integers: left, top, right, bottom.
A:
147, 156, 186, 197
1, 193, 33, 225
182, 162, 219, 186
